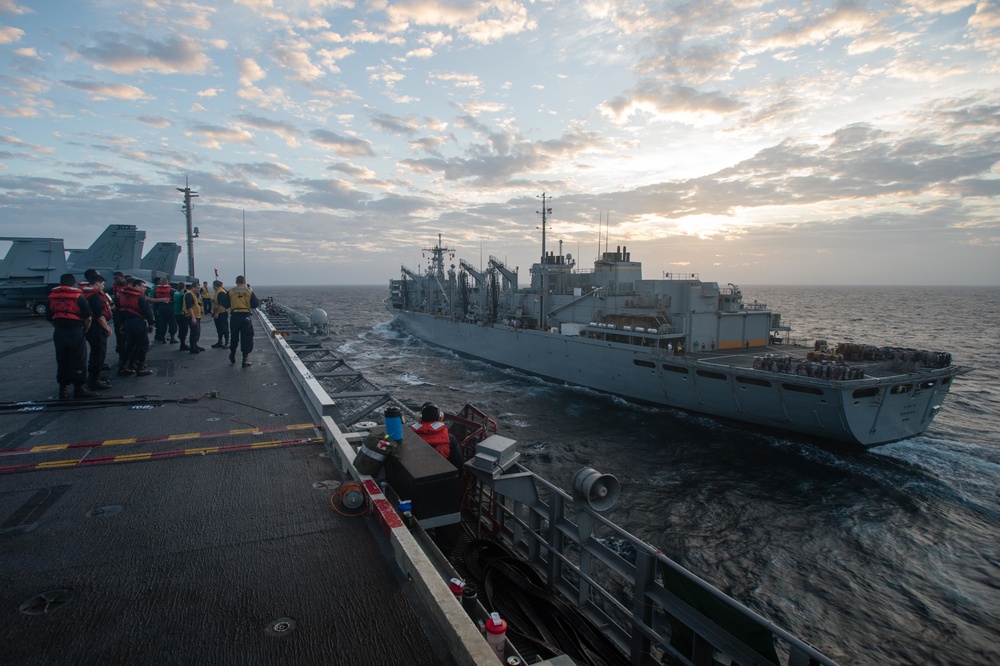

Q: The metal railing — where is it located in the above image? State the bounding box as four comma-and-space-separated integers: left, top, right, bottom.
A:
468, 465, 838, 666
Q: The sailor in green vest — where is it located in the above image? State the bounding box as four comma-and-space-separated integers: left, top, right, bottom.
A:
219, 275, 259, 367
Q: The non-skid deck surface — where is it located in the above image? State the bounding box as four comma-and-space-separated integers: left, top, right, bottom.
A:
0, 313, 448, 665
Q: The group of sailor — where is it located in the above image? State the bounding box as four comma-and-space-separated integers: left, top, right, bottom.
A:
46, 270, 259, 400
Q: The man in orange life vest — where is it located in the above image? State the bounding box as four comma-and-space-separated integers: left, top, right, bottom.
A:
152, 277, 177, 344
118, 277, 155, 376
410, 402, 464, 468
46, 273, 97, 400
82, 269, 114, 391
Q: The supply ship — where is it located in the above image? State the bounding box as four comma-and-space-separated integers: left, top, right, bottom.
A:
387, 198, 965, 447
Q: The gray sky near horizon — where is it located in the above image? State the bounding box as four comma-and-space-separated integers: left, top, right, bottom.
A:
1, 0, 998, 286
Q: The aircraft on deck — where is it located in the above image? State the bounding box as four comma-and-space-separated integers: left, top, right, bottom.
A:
1, 226, 189, 313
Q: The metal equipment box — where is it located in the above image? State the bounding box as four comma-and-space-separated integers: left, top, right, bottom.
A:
385, 426, 460, 528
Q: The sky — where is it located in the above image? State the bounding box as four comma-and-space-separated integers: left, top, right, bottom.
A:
1, 0, 998, 287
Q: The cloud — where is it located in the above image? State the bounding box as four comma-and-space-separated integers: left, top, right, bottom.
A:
754, 4, 878, 52
399, 127, 615, 187
309, 128, 375, 157
61, 79, 148, 101
326, 161, 380, 182
429, 70, 481, 90
185, 122, 254, 149
225, 161, 295, 181
316, 46, 355, 72
238, 57, 266, 86
408, 135, 450, 155
384, 0, 537, 44
367, 62, 405, 89
0, 1, 31, 15
233, 113, 303, 147
602, 82, 744, 123
0, 25, 23, 44
271, 43, 325, 81
74, 32, 211, 75
370, 111, 421, 136
135, 115, 172, 128
293, 177, 373, 210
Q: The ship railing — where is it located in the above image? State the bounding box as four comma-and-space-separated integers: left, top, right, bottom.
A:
468, 464, 838, 666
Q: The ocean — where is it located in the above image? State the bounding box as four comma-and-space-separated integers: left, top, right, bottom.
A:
261, 284, 999, 666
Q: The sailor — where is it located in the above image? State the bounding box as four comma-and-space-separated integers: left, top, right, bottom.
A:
46, 273, 96, 400
183, 281, 205, 354
111, 271, 127, 365
152, 277, 177, 344
220, 275, 259, 367
200, 281, 212, 319
118, 278, 155, 376
210, 280, 230, 349
82, 270, 114, 391
173, 282, 190, 350
410, 402, 464, 468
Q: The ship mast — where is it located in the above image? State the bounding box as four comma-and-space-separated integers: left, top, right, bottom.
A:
424, 233, 455, 279
536, 193, 552, 330
177, 178, 199, 278
423, 234, 455, 312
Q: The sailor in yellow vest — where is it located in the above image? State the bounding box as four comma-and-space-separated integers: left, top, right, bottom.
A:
182, 282, 205, 354
210, 280, 229, 349
219, 275, 260, 367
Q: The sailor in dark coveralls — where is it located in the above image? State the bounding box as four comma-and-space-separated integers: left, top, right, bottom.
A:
111, 270, 127, 364
219, 275, 259, 367
46, 273, 97, 400
82, 269, 114, 391
117, 278, 155, 376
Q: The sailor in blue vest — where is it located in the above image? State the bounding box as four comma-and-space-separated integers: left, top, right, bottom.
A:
46, 273, 96, 400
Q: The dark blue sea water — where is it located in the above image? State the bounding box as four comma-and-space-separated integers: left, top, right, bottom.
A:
262, 284, 999, 666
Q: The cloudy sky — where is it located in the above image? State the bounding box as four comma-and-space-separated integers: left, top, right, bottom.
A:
1, 0, 997, 286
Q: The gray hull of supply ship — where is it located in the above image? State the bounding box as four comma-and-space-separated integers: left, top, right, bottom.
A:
387, 214, 965, 448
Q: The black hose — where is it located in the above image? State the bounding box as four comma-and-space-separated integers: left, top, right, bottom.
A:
461, 539, 629, 666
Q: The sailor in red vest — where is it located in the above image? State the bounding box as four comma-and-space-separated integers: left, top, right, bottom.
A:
118, 277, 155, 377
152, 277, 177, 344
46, 273, 96, 400
409, 403, 464, 468
82, 269, 114, 391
